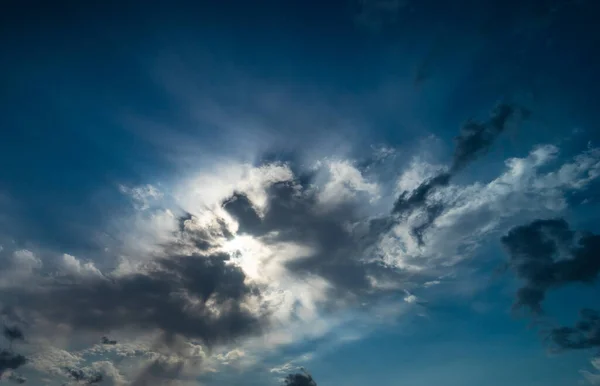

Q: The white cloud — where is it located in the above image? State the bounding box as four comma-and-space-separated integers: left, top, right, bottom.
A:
315, 159, 380, 208
60, 254, 102, 277
0, 249, 42, 288
175, 162, 293, 217
396, 157, 447, 193
119, 184, 163, 211
28, 346, 84, 376
378, 144, 600, 271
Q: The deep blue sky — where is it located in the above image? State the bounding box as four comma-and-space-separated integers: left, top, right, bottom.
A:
1, 1, 600, 385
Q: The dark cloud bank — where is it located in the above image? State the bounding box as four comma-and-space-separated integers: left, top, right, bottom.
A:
501, 218, 600, 352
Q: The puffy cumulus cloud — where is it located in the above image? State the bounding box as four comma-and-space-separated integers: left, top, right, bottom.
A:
314, 159, 380, 208
60, 254, 103, 278
501, 219, 600, 314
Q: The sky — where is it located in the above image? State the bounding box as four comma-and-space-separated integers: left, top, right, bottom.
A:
1, 0, 600, 385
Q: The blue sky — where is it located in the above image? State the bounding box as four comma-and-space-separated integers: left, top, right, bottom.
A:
1, 1, 600, 385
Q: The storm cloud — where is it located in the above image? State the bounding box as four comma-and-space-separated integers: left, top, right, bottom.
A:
501, 218, 600, 314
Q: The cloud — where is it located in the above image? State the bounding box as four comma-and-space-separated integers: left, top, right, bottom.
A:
101, 336, 118, 345
64, 366, 104, 384
379, 143, 600, 271
2, 248, 264, 350
0, 351, 26, 377
391, 103, 530, 245
7, 372, 26, 384
501, 218, 600, 314
283, 369, 317, 386
3, 326, 24, 343
581, 357, 600, 385
450, 103, 530, 174
119, 184, 164, 211
60, 254, 103, 278
221, 177, 403, 297
547, 309, 600, 351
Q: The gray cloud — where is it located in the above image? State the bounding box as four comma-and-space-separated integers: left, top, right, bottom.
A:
3, 326, 24, 344
1, 248, 264, 350
501, 218, 600, 314
0, 350, 26, 377
547, 308, 600, 351
222, 180, 406, 297
450, 103, 530, 174
283, 369, 317, 386
101, 336, 117, 345
130, 358, 184, 386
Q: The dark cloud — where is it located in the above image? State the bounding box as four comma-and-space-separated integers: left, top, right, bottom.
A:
3, 326, 24, 343
501, 218, 600, 314
2, 246, 264, 348
64, 367, 103, 384
100, 336, 117, 345
450, 103, 530, 173
222, 180, 405, 296
0, 350, 26, 377
283, 369, 317, 386
392, 103, 529, 245
547, 308, 600, 351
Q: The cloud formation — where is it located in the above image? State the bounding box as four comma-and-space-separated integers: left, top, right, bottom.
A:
392, 103, 530, 245
283, 369, 317, 386
501, 218, 600, 314
548, 308, 600, 351
2, 249, 264, 350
